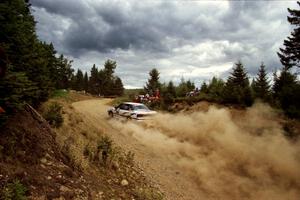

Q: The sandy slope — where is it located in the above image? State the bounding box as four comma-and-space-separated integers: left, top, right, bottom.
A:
72, 99, 207, 200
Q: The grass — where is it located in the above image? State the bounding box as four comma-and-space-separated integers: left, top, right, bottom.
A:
51, 89, 69, 98
1, 180, 27, 200
134, 188, 164, 200
42, 102, 64, 128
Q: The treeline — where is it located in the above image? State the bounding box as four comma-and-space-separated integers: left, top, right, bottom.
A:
145, 61, 300, 118
0, 0, 124, 125
71, 60, 124, 96
0, 0, 73, 112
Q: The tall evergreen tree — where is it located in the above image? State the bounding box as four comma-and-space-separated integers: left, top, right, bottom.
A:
207, 77, 225, 101
252, 63, 271, 102
0, 0, 75, 126
113, 77, 124, 96
166, 81, 177, 98
144, 68, 161, 95
101, 60, 117, 96
89, 64, 99, 95
74, 69, 84, 91
55, 54, 73, 89
186, 80, 195, 91
176, 77, 191, 97
277, 2, 300, 69
200, 82, 209, 94
273, 69, 300, 118
83, 72, 89, 92
0, 0, 60, 107
223, 61, 253, 106
161, 81, 176, 104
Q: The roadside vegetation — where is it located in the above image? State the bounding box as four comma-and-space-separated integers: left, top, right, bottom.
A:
1, 180, 27, 200
40, 91, 164, 199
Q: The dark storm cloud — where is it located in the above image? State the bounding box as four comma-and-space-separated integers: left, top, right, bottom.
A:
31, 0, 169, 54
31, 0, 298, 87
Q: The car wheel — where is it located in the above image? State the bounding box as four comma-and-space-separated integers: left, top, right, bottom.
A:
108, 111, 114, 118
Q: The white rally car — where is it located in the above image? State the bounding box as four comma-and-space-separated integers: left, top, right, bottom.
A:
107, 102, 157, 120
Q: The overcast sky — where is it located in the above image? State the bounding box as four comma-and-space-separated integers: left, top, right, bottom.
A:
30, 0, 298, 88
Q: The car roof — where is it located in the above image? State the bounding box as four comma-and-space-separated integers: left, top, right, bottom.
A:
123, 102, 145, 106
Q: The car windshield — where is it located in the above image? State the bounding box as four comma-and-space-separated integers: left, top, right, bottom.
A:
133, 105, 149, 110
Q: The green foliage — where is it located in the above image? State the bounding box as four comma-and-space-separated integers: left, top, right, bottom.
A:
0, 0, 74, 123
73, 69, 84, 91
83, 72, 89, 92
51, 89, 68, 98
207, 77, 225, 101
88, 64, 99, 95
252, 63, 271, 102
200, 82, 208, 94
223, 61, 253, 106
86, 61, 124, 96
0, 70, 37, 113
97, 135, 113, 165
112, 77, 125, 96
43, 102, 63, 128
134, 188, 164, 200
277, 2, 300, 70
176, 78, 195, 97
1, 180, 27, 200
161, 81, 176, 105
144, 68, 161, 95
273, 69, 300, 118
54, 54, 74, 89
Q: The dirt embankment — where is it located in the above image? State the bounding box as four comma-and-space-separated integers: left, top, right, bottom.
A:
0, 96, 163, 200
0, 104, 90, 199
73, 99, 300, 200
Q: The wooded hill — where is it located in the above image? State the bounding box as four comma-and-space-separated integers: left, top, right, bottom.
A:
0, 0, 124, 126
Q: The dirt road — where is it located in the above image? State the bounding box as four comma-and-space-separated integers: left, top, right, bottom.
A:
72, 99, 205, 200
73, 99, 300, 200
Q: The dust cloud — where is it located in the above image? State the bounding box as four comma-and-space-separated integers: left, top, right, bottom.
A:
111, 103, 300, 200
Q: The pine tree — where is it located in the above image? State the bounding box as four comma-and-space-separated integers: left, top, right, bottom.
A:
55, 54, 73, 89
252, 63, 271, 102
176, 77, 189, 97
186, 80, 195, 91
166, 81, 177, 98
113, 77, 124, 96
89, 64, 99, 95
277, 2, 300, 69
200, 82, 209, 94
208, 77, 225, 101
83, 72, 89, 92
273, 69, 300, 118
0, 0, 53, 106
0, 0, 75, 126
101, 60, 117, 96
74, 69, 84, 91
161, 81, 176, 104
223, 61, 253, 106
144, 68, 161, 95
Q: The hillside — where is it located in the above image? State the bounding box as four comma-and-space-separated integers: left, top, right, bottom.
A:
0, 92, 163, 200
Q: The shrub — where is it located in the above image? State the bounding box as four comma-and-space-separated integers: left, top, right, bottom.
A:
43, 102, 63, 128
97, 136, 113, 165
1, 180, 27, 200
134, 188, 164, 200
